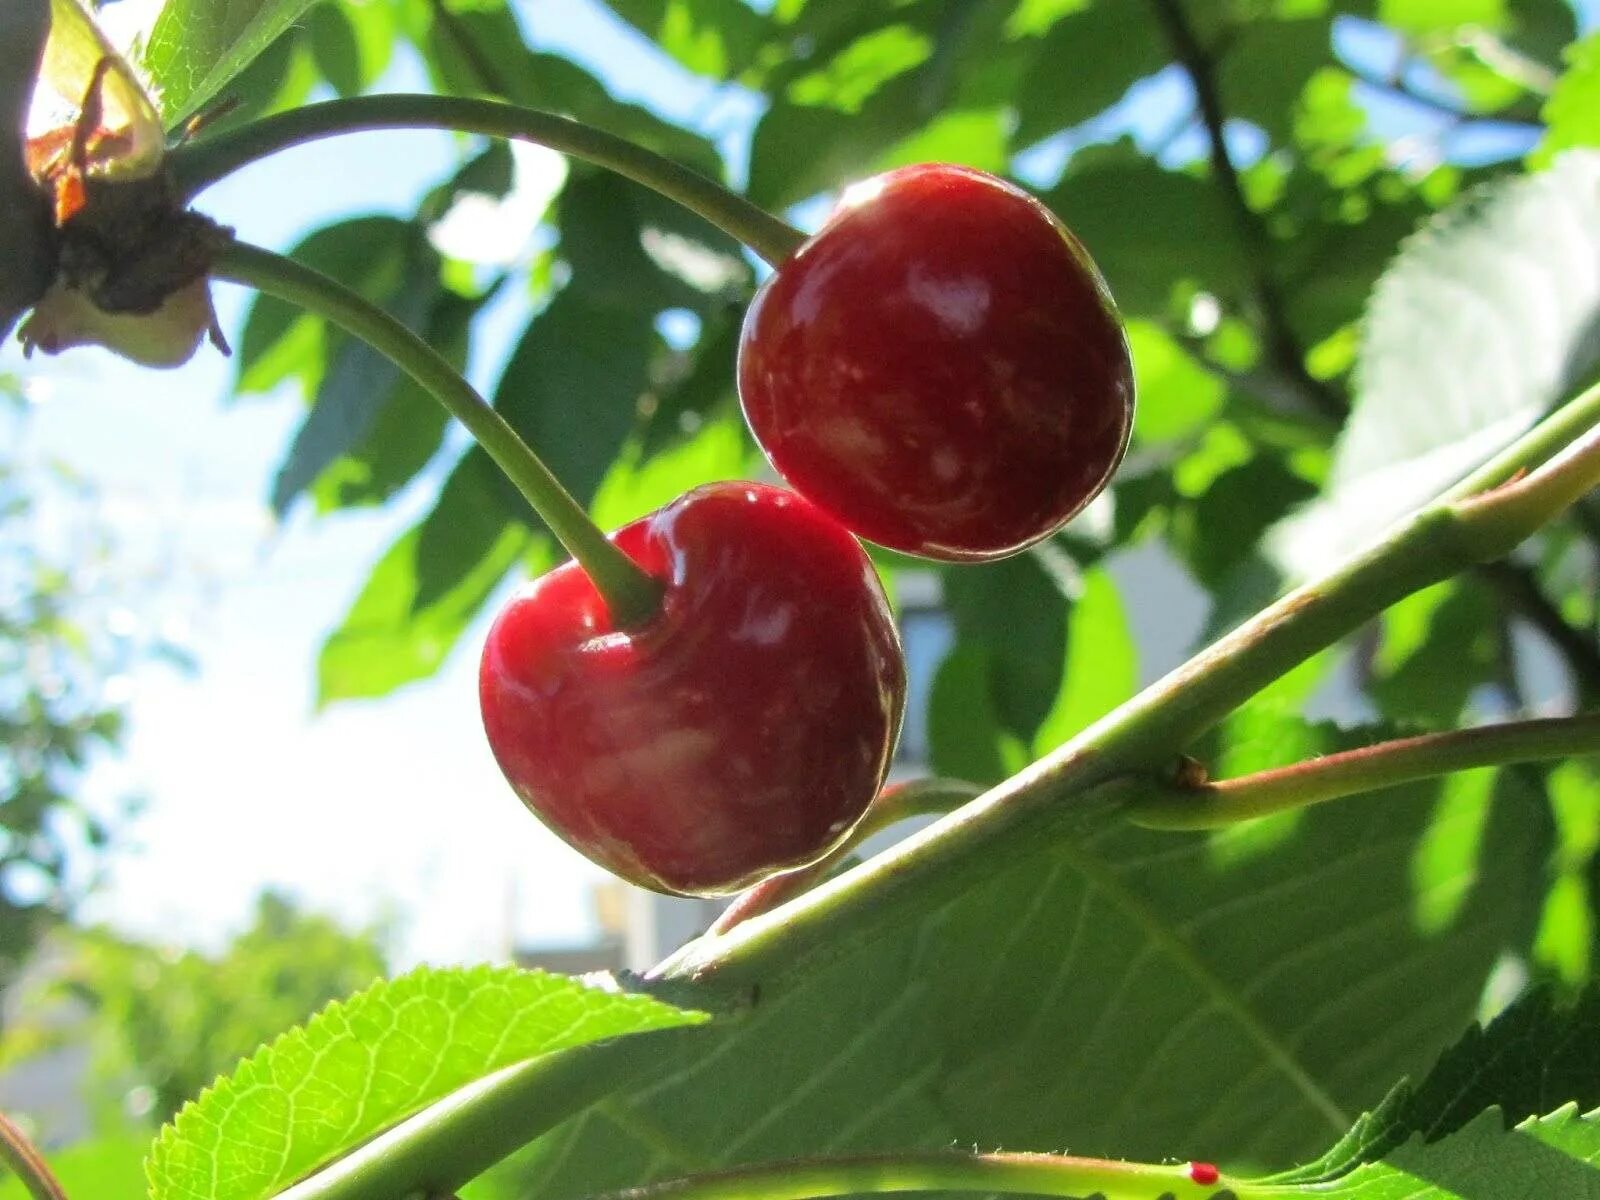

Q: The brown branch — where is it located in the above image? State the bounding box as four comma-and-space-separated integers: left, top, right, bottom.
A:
1147, 0, 1348, 424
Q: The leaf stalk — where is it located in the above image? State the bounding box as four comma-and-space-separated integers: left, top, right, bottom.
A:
1126, 712, 1600, 830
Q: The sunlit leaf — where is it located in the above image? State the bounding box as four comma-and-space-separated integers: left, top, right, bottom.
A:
1268, 151, 1600, 580
145, 966, 708, 1200
142, 0, 326, 126
1534, 33, 1600, 168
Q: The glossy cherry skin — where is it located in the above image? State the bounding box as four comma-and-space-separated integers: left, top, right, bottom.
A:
479, 482, 906, 896
738, 163, 1135, 562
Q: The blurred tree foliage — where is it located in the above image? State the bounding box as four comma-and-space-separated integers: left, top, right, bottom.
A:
0, 386, 141, 1010
5, 890, 389, 1128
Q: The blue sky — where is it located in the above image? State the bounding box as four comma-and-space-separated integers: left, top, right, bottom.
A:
8, 0, 1592, 966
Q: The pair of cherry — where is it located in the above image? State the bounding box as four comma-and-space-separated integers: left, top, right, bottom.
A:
479, 164, 1135, 897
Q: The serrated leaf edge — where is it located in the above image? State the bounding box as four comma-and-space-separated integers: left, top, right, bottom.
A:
144, 963, 705, 1200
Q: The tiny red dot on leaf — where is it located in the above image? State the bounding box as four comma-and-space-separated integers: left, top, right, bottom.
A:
1188, 1161, 1220, 1186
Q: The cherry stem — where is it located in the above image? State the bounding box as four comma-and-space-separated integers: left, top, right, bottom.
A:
166, 95, 807, 267
710, 778, 983, 935
0, 1111, 69, 1200
573, 1150, 1240, 1200
1124, 712, 1600, 830
212, 240, 663, 627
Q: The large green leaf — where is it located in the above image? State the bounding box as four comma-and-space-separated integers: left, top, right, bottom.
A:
145, 966, 707, 1200
942, 553, 1071, 743
1274, 982, 1600, 1185
417, 5, 722, 175
142, 0, 326, 125
306, 289, 474, 513
499, 753, 1544, 1195
1269, 150, 1600, 581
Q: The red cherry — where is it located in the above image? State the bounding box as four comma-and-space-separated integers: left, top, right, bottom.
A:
479, 482, 906, 896
738, 163, 1134, 562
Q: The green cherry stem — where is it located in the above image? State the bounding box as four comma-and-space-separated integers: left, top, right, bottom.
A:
1126, 712, 1600, 831
212, 240, 663, 627
579, 1151, 1238, 1200
0, 1111, 68, 1200
167, 96, 807, 267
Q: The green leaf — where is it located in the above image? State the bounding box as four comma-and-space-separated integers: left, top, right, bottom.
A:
598, 0, 772, 79
1534, 34, 1600, 168
1173, 454, 1318, 591
1044, 148, 1249, 316
1368, 580, 1496, 728
1012, 3, 1164, 148
787, 24, 932, 114
1268, 151, 1600, 580
942, 553, 1071, 742
1218, 16, 1333, 147
142, 0, 326, 126
1127, 321, 1227, 444
271, 247, 442, 515
1306, 1106, 1600, 1197
493, 288, 657, 516
590, 413, 752, 533
1376, 0, 1506, 35
316, 452, 531, 705
1032, 566, 1136, 753
505, 757, 1545, 1189
308, 289, 477, 513
927, 643, 1026, 785
305, 3, 361, 97
145, 965, 708, 1200
235, 216, 418, 398
418, 8, 722, 175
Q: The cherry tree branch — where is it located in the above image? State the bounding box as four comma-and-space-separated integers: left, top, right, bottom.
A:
655, 377, 1600, 991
